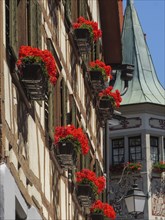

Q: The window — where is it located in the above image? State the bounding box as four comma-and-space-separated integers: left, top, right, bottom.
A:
6, 0, 41, 60
150, 136, 159, 163
129, 136, 142, 162
112, 138, 124, 165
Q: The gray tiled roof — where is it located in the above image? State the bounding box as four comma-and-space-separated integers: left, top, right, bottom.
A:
114, 0, 165, 106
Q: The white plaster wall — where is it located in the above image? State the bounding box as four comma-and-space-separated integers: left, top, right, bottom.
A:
28, 116, 39, 178
35, 102, 45, 129
44, 149, 51, 202
38, 134, 45, 193
60, 178, 67, 220
0, 164, 42, 220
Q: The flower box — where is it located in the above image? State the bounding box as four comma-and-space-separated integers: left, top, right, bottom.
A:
21, 63, 47, 100
54, 125, 90, 168
90, 213, 104, 220
55, 142, 77, 168
77, 184, 94, 207
17, 46, 58, 100
89, 70, 104, 82
74, 28, 91, 53
73, 17, 102, 54
99, 98, 112, 109
75, 169, 105, 207
125, 162, 142, 174
152, 161, 165, 174
90, 200, 116, 220
89, 70, 105, 93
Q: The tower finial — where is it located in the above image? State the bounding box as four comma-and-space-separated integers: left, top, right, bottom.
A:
127, 0, 134, 5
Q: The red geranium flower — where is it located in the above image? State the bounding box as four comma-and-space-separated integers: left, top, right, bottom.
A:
89, 60, 112, 81
73, 17, 102, 42
90, 200, 116, 219
125, 162, 142, 172
54, 125, 90, 155
75, 169, 106, 197
17, 46, 58, 85
99, 86, 122, 108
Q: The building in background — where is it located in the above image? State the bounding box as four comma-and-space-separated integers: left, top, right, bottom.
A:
107, 0, 165, 219
0, 0, 124, 220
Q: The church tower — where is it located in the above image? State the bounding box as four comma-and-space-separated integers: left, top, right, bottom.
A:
107, 0, 165, 219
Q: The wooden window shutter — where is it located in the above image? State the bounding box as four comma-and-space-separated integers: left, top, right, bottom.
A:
60, 80, 67, 126
29, 0, 41, 48
48, 84, 55, 140
79, 0, 87, 18
71, 97, 77, 127
17, 0, 27, 48
9, 0, 18, 58
36, 3, 42, 48
65, 0, 71, 23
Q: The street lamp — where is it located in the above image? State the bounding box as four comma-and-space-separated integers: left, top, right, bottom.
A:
124, 184, 146, 219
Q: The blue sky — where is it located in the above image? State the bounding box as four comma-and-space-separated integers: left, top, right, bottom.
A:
123, 0, 165, 87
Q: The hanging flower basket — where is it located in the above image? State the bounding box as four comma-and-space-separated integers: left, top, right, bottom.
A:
17, 46, 58, 100
75, 169, 105, 207
152, 161, 165, 174
88, 60, 112, 94
90, 200, 116, 220
99, 97, 113, 109
54, 125, 90, 168
73, 17, 102, 54
97, 86, 122, 121
90, 213, 104, 220
76, 184, 94, 207
74, 28, 91, 54
98, 86, 122, 109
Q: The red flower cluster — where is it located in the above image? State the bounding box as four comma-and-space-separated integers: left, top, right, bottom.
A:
89, 60, 112, 81
73, 17, 102, 41
99, 86, 122, 108
125, 162, 142, 172
90, 200, 116, 219
17, 46, 58, 85
76, 169, 105, 194
54, 125, 90, 155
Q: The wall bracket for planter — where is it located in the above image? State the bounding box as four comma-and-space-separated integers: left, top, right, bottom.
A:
76, 184, 95, 207
54, 142, 77, 169
74, 28, 91, 54
20, 63, 47, 100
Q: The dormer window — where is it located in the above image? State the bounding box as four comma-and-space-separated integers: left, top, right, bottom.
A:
150, 136, 159, 163
129, 136, 142, 162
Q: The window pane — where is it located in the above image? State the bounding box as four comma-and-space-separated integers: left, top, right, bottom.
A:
112, 138, 124, 164
119, 155, 124, 163
119, 148, 124, 154
130, 147, 135, 153
129, 136, 142, 162
136, 146, 141, 153
114, 156, 119, 163
113, 149, 118, 155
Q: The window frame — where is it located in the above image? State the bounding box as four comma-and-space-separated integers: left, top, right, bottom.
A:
128, 136, 142, 162
112, 138, 125, 165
